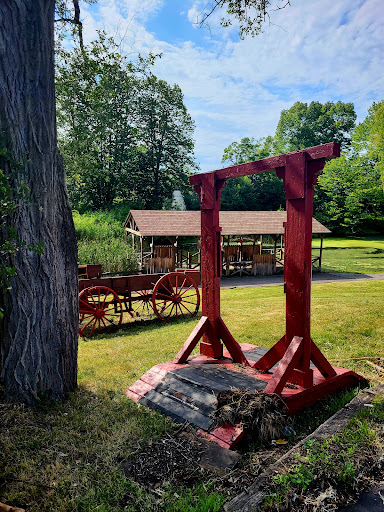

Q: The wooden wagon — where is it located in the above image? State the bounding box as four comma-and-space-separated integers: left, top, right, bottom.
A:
78, 265, 200, 337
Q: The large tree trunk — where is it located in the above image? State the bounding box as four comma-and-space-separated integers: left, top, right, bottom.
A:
0, 1, 78, 403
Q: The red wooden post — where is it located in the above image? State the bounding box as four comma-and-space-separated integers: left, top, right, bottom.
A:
283, 153, 315, 386
198, 174, 224, 359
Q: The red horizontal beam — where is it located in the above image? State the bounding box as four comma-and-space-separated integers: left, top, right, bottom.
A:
190, 142, 340, 185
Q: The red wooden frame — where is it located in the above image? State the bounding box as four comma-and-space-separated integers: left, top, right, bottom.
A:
174, 142, 343, 394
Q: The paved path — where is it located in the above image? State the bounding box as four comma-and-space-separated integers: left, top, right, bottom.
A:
220, 272, 384, 289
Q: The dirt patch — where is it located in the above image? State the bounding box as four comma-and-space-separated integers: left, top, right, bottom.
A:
121, 426, 202, 488
121, 423, 291, 498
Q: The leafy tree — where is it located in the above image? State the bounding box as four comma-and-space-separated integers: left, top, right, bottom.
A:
0, 1, 78, 403
316, 153, 384, 235
197, 0, 291, 39
133, 76, 196, 209
273, 101, 356, 153
315, 102, 384, 235
220, 136, 285, 210
353, 100, 384, 189
56, 33, 146, 211
56, 34, 196, 211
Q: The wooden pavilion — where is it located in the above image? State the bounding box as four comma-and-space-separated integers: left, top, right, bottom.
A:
123, 210, 330, 276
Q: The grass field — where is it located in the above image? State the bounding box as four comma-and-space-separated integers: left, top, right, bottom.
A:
312, 236, 384, 273
1, 281, 383, 512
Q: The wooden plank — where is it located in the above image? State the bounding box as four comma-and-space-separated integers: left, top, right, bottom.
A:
154, 375, 217, 417
197, 429, 231, 449
196, 436, 241, 475
209, 424, 245, 449
172, 365, 268, 393
139, 389, 212, 430
190, 143, 340, 185
128, 380, 153, 397
264, 336, 304, 395
310, 338, 336, 377
253, 336, 287, 371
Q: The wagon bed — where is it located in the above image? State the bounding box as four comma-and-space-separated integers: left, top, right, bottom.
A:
78, 265, 200, 336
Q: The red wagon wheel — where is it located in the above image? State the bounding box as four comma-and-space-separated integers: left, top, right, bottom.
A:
129, 289, 154, 316
152, 272, 200, 322
79, 286, 123, 337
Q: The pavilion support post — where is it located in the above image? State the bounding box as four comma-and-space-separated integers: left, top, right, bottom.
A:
319, 234, 324, 272
140, 236, 144, 270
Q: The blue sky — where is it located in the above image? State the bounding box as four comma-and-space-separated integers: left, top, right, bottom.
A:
81, 0, 384, 173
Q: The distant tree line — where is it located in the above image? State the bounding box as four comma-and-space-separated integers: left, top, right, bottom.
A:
220, 100, 384, 235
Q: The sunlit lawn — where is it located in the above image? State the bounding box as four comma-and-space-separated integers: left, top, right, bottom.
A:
78, 280, 384, 392
312, 236, 384, 273
2, 281, 383, 512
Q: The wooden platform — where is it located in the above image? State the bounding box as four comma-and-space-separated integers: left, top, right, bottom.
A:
127, 344, 367, 449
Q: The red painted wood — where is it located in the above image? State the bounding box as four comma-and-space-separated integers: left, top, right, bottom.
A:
190, 143, 340, 184
253, 335, 286, 371
175, 142, 364, 407
218, 317, 250, 365
140, 368, 168, 387
128, 380, 153, 397
173, 316, 209, 363
199, 174, 224, 359
209, 423, 245, 449
187, 355, 233, 365
196, 429, 231, 449
126, 389, 141, 402
264, 336, 303, 395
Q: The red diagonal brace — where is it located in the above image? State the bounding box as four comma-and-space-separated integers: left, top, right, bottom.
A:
264, 336, 303, 395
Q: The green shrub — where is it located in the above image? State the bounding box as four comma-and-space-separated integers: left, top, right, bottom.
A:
73, 209, 139, 274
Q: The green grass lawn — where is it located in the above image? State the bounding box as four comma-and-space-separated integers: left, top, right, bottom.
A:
312, 236, 384, 273
1, 281, 383, 512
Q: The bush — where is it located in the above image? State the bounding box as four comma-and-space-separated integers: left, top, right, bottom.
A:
73, 209, 139, 274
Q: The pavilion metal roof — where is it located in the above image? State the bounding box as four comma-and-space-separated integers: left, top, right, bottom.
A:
124, 210, 330, 237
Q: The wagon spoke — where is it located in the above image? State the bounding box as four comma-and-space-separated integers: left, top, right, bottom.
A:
165, 303, 176, 321
177, 304, 185, 318
155, 292, 174, 298
167, 275, 175, 295
179, 284, 194, 297
90, 318, 98, 336
89, 292, 98, 307
178, 293, 197, 299
179, 276, 187, 292
157, 300, 174, 313
179, 302, 194, 315
180, 299, 199, 305
81, 316, 97, 331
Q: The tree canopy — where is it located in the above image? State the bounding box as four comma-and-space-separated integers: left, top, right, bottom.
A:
315, 102, 384, 234
56, 33, 196, 211
273, 101, 357, 153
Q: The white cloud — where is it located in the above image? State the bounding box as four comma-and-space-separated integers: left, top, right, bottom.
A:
81, 0, 384, 172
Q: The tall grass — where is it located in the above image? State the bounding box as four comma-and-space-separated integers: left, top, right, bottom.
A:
73, 209, 139, 274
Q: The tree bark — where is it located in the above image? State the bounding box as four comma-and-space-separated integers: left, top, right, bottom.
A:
0, 0, 78, 403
